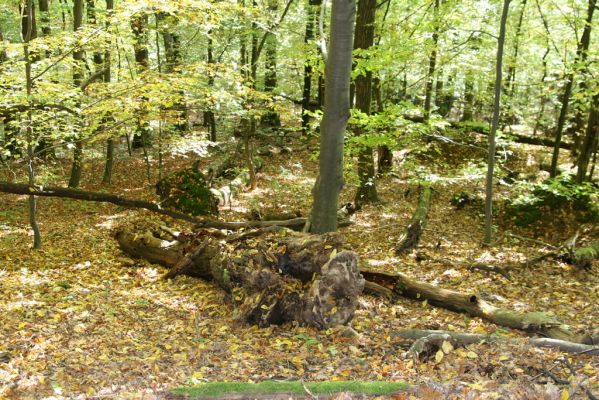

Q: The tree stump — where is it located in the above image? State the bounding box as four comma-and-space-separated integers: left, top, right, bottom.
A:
115, 224, 365, 329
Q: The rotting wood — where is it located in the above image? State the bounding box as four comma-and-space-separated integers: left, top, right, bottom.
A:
360, 269, 598, 345
395, 329, 599, 355
396, 184, 432, 255
115, 225, 365, 329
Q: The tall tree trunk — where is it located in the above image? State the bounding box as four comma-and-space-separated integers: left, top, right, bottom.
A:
35, 0, 54, 158
505, 0, 527, 96
549, 0, 596, 177
68, 0, 85, 188
569, 0, 597, 157
461, 69, 474, 121
23, 0, 42, 249
131, 13, 151, 149
261, 0, 281, 127
204, 34, 217, 141
309, 0, 355, 233
576, 94, 599, 183
160, 14, 188, 133
301, 0, 322, 131
375, 77, 393, 175
484, 0, 510, 245
423, 0, 440, 121
353, 0, 378, 207
102, 0, 115, 184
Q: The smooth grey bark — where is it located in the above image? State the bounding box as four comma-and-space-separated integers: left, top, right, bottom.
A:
549, 0, 596, 177
23, 0, 42, 249
68, 0, 85, 188
484, 0, 510, 245
309, 0, 356, 233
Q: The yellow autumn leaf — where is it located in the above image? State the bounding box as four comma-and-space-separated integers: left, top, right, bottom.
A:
442, 340, 453, 354
435, 349, 444, 363
561, 389, 569, 400
466, 351, 478, 359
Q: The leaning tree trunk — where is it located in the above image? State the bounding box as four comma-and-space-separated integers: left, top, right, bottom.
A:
116, 225, 365, 328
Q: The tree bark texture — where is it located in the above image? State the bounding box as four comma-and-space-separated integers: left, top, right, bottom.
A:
423, 0, 440, 121
484, 0, 510, 245
131, 13, 151, 149
361, 270, 598, 345
352, 0, 378, 207
68, 0, 85, 189
396, 329, 599, 356
310, 0, 356, 233
576, 95, 598, 183
395, 184, 432, 255
116, 225, 365, 329
549, 0, 596, 177
301, 0, 322, 131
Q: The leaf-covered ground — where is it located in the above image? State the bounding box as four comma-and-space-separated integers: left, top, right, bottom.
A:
0, 134, 597, 399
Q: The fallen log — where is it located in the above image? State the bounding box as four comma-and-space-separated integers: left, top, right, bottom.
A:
115, 225, 365, 329
0, 182, 205, 224
453, 121, 573, 150
0, 181, 349, 231
396, 329, 599, 356
361, 270, 598, 345
396, 184, 432, 255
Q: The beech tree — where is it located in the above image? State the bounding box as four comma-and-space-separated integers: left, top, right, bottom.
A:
309, 0, 356, 233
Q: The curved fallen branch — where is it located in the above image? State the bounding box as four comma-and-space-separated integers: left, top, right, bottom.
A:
361, 270, 598, 345
0, 181, 349, 231
396, 329, 599, 355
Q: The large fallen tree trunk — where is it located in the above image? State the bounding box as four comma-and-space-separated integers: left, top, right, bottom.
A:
396, 184, 432, 255
361, 270, 598, 345
116, 224, 365, 329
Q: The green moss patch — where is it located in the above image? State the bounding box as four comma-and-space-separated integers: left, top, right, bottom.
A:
172, 381, 409, 398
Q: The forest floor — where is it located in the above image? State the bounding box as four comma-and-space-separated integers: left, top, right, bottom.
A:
0, 129, 597, 399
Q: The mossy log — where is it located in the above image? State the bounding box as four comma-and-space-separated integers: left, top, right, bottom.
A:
116, 224, 365, 329
396, 184, 432, 255
361, 270, 598, 345
572, 242, 599, 269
